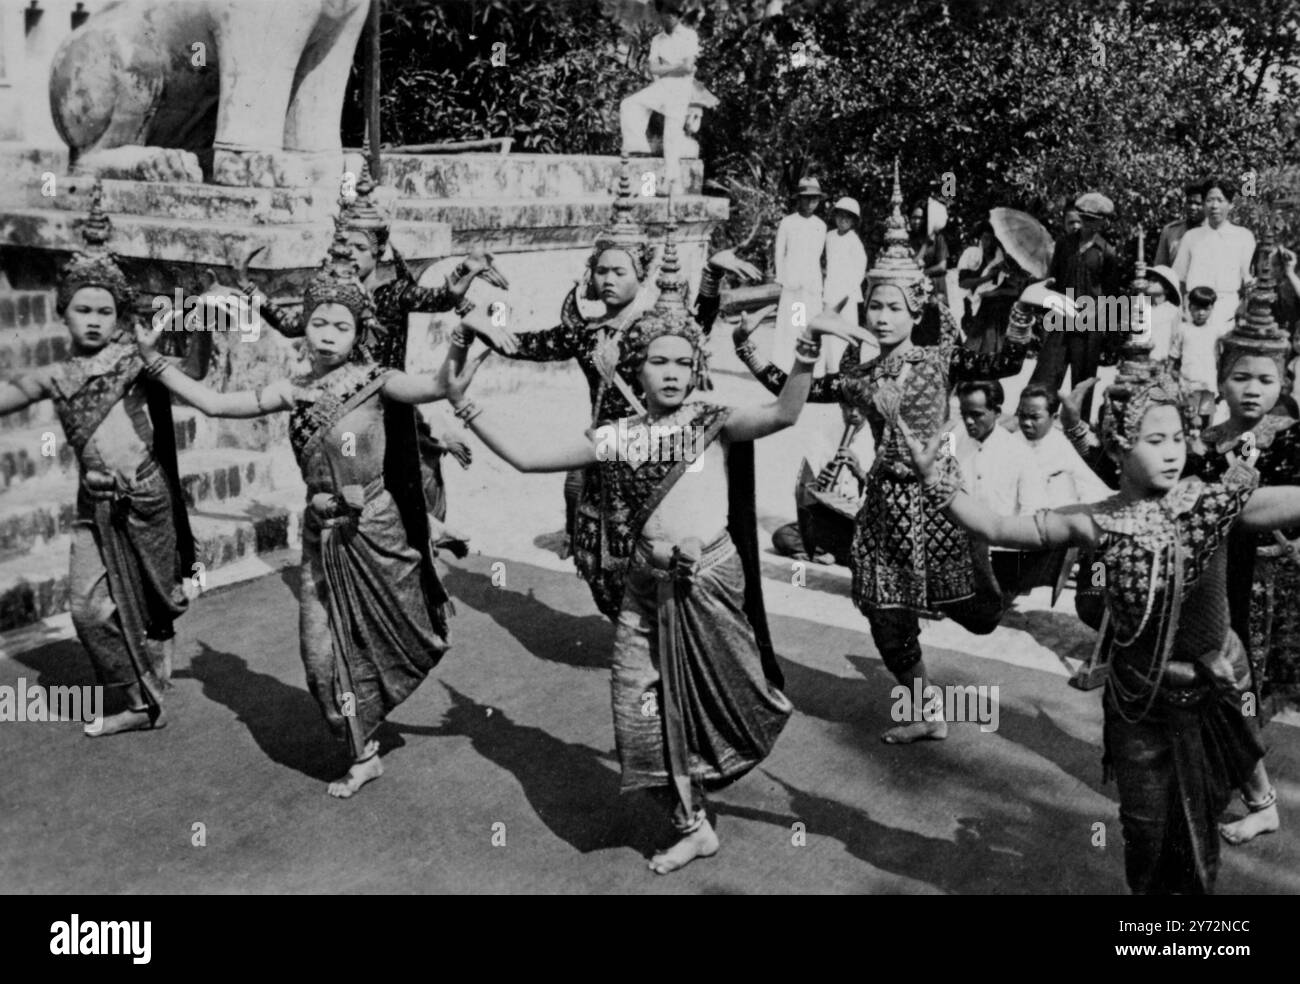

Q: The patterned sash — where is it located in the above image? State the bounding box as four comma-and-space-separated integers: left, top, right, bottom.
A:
47, 342, 145, 459
289, 362, 394, 470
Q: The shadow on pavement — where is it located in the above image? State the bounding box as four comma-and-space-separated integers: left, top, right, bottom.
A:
176, 642, 341, 783
397, 682, 665, 856
442, 565, 612, 670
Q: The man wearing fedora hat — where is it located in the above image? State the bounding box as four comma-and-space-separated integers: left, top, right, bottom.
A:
772, 177, 827, 369
1029, 190, 1122, 421
822, 196, 870, 371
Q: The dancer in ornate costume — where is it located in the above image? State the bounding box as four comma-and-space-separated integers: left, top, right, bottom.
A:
0, 184, 204, 736
441, 223, 863, 873
1068, 236, 1296, 846
735, 161, 1034, 744
238, 165, 511, 544
899, 322, 1300, 893
138, 220, 453, 798
495, 164, 761, 608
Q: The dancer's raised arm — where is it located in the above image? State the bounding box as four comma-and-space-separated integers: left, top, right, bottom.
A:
898, 419, 1099, 550
441, 343, 596, 473
135, 322, 288, 417
724, 311, 868, 441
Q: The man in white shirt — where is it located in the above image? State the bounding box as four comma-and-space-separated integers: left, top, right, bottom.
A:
1172, 175, 1255, 334
954, 380, 1036, 515
821, 197, 869, 374
620, 0, 700, 196
1013, 384, 1111, 509
772, 177, 826, 369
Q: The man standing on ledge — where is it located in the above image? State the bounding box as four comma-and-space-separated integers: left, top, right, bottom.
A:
620, 0, 700, 197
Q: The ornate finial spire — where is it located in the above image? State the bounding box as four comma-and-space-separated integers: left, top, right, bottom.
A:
1215, 212, 1290, 379
592, 156, 653, 268
864, 156, 928, 304
302, 212, 376, 325
56, 179, 132, 315
1243, 215, 1281, 337
82, 178, 112, 249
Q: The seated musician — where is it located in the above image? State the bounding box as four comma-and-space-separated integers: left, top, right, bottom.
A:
772, 375, 874, 565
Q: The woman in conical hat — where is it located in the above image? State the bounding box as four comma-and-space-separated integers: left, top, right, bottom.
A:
0, 182, 205, 736
139, 218, 456, 798
736, 159, 1035, 744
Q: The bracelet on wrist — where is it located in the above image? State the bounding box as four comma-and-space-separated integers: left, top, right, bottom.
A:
454, 297, 476, 317
144, 356, 169, 379
453, 400, 482, 426
921, 470, 960, 510
792, 351, 819, 366
698, 266, 721, 298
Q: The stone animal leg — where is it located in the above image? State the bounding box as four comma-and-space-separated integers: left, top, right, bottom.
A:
282, 0, 372, 153
50, 28, 160, 157
211, 1, 317, 152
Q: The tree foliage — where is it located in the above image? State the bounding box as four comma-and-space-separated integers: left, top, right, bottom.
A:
349, 0, 1300, 261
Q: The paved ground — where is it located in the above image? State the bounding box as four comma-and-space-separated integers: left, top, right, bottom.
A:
2, 333, 1297, 894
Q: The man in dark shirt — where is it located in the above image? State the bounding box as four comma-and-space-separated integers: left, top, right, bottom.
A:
1153, 180, 1205, 268
1029, 191, 1121, 422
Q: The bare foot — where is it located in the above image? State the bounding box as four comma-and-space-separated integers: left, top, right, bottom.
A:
881, 719, 947, 744
328, 754, 384, 798
85, 707, 164, 737
648, 819, 719, 875
1220, 805, 1280, 845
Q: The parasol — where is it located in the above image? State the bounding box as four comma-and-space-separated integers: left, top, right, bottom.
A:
989, 207, 1055, 280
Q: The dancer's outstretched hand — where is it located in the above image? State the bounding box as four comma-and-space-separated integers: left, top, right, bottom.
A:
730, 303, 777, 346
440, 339, 493, 405
897, 419, 948, 484
235, 244, 267, 291
1060, 377, 1098, 430
460, 305, 519, 355
443, 436, 473, 468
134, 319, 163, 357
707, 249, 762, 283
806, 298, 872, 345
450, 247, 510, 293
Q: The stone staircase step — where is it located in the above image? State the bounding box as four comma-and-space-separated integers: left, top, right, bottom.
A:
0, 422, 76, 489
0, 207, 452, 278
378, 153, 703, 199
0, 485, 308, 631
0, 537, 70, 632
0, 323, 72, 374
392, 194, 730, 251
0, 292, 61, 333
175, 448, 276, 508
0, 474, 78, 558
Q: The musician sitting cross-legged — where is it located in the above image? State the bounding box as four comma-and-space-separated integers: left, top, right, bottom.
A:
773, 375, 875, 565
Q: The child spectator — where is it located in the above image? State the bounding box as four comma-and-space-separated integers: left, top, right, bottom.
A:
1169, 285, 1222, 426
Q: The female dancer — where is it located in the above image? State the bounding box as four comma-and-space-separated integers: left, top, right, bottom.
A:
899, 370, 1300, 893
138, 220, 453, 797
439, 227, 862, 872
735, 161, 1035, 744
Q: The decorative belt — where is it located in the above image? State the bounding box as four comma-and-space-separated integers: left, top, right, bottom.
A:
633, 531, 734, 585
82, 457, 161, 501
308, 480, 378, 527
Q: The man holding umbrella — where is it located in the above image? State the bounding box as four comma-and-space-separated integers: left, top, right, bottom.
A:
1028, 191, 1122, 422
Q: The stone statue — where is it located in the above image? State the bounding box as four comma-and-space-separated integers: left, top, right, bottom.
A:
49, 0, 370, 184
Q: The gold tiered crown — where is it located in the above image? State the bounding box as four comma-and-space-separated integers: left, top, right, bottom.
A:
303, 215, 378, 331
56, 180, 133, 315
590, 157, 655, 276
1217, 214, 1291, 379
339, 159, 390, 252
864, 159, 929, 309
